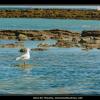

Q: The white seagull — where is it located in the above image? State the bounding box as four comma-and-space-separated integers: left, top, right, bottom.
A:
16, 48, 30, 66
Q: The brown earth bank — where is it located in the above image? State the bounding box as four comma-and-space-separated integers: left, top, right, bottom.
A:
1, 30, 100, 50
0, 9, 100, 20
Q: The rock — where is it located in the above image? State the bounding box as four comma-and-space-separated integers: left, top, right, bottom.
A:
81, 47, 90, 50
31, 35, 48, 40
79, 38, 87, 43
0, 36, 8, 40
0, 30, 17, 40
81, 30, 100, 37
0, 30, 80, 41
16, 64, 32, 69
49, 29, 80, 40
18, 34, 28, 41
0, 43, 24, 48
37, 43, 50, 48
97, 48, 100, 49
82, 43, 100, 49
8, 36, 16, 40
31, 48, 48, 51
53, 39, 73, 48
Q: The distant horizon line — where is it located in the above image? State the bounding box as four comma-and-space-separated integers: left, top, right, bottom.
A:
0, 5, 98, 9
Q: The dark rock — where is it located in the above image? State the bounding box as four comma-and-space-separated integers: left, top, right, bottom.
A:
37, 43, 50, 48
31, 48, 48, 51
81, 30, 100, 37
79, 38, 87, 43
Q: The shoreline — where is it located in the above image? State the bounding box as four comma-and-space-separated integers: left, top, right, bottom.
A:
0, 9, 99, 20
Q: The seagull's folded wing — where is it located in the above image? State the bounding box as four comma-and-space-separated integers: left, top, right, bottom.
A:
16, 57, 21, 61
16, 54, 27, 61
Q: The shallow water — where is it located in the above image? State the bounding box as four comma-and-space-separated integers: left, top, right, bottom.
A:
0, 18, 100, 32
0, 40, 100, 95
0, 18, 100, 95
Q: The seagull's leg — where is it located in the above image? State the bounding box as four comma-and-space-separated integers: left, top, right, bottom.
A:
24, 60, 26, 67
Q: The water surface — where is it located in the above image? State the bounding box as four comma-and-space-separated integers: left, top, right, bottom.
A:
0, 18, 100, 32
0, 18, 100, 95
0, 40, 100, 95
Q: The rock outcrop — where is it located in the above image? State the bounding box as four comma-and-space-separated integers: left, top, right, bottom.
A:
1, 29, 100, 50
0, 29, 80, 41
80, 30, 100, 49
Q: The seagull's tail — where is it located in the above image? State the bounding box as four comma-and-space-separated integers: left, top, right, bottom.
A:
16, 57, 21, 61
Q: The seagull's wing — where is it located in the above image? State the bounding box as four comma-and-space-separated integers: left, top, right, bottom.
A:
16, 54, 27, 61
16, 57, 21, 61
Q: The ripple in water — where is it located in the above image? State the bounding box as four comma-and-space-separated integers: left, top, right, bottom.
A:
0, 40, 100, 95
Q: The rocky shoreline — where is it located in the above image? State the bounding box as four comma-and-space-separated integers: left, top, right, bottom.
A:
0, 29, 100, 50
0, 9, 100, 20
0, 29, 80, 40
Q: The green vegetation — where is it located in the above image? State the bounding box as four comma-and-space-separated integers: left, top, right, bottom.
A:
0, 8, 100, 20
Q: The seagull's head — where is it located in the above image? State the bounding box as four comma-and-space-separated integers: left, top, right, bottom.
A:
27, 48, 30, 52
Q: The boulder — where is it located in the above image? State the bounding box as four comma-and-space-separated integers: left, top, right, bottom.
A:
18, 34, 28, 41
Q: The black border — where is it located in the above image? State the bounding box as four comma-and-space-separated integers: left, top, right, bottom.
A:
0, 0, 99, 4
0, 2, 100, 100
0, 95, 100, 100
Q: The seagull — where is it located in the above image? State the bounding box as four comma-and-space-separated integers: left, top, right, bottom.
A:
16, 48, 30, 66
